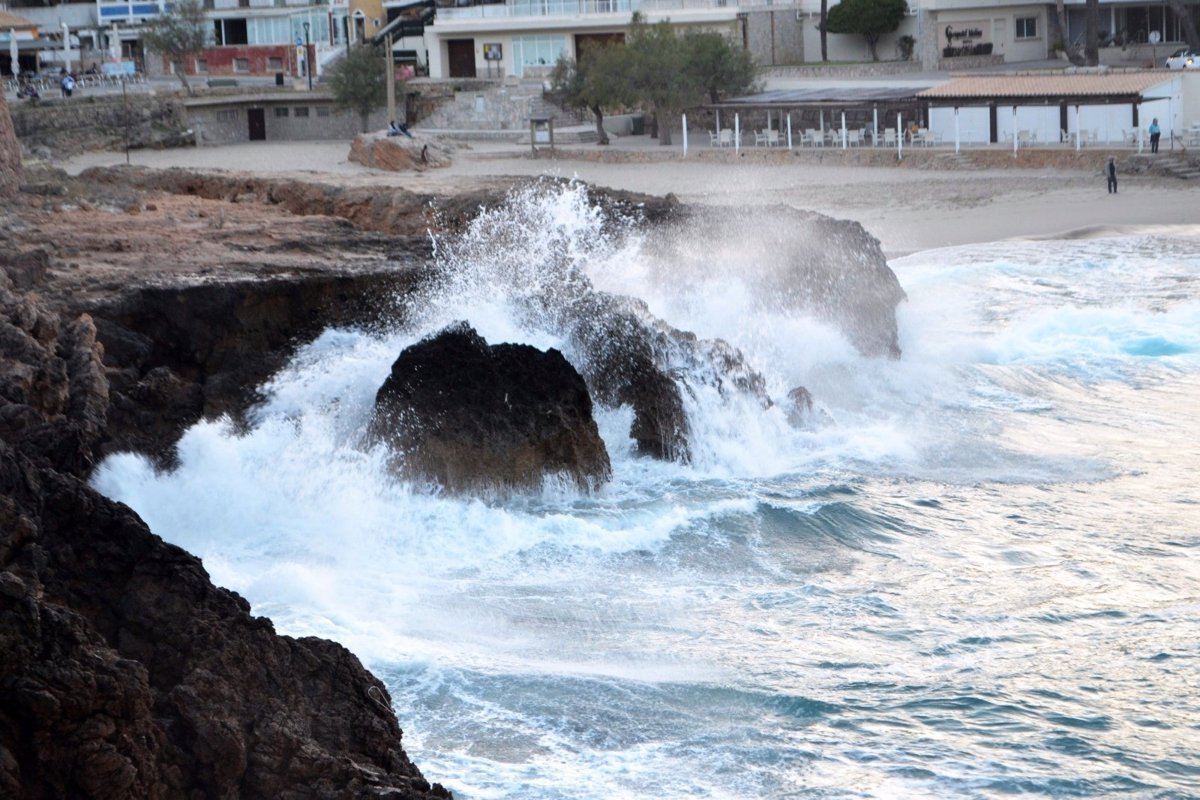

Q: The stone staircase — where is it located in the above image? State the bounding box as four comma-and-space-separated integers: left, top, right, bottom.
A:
1154, 154, 1200, 180
932, 151, 979, 170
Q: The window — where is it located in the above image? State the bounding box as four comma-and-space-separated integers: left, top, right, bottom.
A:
217, 109, 238, 122
195, 59, 208, 73
267, 56, 283, 70
233, 58, 250, 72
293, 106, 309, 117
274, 107, 290, 117
1015, 16, 1038, 39
216, 18, 249, 45
510, 35, 567, 77
316, 106, 330, 117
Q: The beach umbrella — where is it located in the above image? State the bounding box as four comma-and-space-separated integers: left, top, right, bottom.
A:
954, 107, 960, 154
841, 111, 847, 149
9, 29, 17, 77
110, 24, 121, 62
735, 113, 740, 153
786, 113, 792, 150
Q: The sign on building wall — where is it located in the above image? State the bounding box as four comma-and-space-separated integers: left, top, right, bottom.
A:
483, 43, 502, 61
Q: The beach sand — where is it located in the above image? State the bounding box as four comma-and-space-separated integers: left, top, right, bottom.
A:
64, 139, 1200, 257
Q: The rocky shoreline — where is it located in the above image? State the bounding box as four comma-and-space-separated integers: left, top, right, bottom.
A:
2, 83, 907, 795
1, 87, 465, 795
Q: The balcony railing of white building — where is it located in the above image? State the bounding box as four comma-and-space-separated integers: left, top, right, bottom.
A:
437, 0, 789, 21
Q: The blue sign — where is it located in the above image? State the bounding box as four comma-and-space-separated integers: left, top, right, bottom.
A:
295, 36, 303, 47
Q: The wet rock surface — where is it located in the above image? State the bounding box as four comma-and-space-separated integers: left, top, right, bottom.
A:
370, 322, 611, 494
0, 92, 20, 194
0, 167, 454, 798
641, 206, 907, 359
0, 160, 907, 794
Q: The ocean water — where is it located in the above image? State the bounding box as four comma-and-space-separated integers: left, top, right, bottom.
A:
93, 185, 1200, 799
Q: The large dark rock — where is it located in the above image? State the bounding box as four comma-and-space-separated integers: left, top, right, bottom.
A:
640, 206, 907, 359
0, 274, 451, 800
369, 322, 611, 494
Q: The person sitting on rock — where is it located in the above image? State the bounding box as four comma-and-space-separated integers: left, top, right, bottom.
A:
388, 120, 414, 139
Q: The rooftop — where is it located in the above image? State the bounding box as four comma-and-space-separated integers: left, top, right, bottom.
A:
916, 71, 1176, 100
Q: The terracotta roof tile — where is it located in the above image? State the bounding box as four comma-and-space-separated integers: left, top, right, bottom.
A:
917, 72, 1173, 100
0, 10, 39, 29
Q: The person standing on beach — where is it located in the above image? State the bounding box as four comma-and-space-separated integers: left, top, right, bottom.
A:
1106, 157, 1118, 194
1148, 118, 1160, 153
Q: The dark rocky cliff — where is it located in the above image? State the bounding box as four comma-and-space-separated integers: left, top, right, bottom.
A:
0, 271, 451, 799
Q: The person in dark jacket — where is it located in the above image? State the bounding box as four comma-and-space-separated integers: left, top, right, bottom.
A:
1106, 157, 1118, 194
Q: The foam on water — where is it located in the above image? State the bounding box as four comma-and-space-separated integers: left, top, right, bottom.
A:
93, 186, 1200, 798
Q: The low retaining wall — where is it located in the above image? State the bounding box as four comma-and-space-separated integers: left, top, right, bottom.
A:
938, 54, 1005, 71
10, 94, 189, 158
762, 61, 924, 79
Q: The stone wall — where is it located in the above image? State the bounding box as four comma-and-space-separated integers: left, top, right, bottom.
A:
762, 61, 924, 80
939, 54, 1006, 70
746, 8, 805, 67
0, 90, 20, 194
8, 94, 189, 159
412, 77, 552, 131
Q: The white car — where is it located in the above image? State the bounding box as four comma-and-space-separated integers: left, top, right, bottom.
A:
1165, 48, 1200, 69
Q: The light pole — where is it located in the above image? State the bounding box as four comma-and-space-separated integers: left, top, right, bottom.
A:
303, 22, 311, 90
61, 21, 70, 74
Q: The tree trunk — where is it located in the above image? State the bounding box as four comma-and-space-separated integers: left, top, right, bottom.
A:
591, 104, 609, 145
1051, 0, 1069, 50
820, 0, 829, 61
1085, 0, 1100, 65
173, 61, 193, 97
360, 111, 370, 133
1166, 0, 1200, 48
866, 34, 880, 61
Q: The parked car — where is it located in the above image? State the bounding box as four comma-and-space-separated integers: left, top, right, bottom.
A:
1165, 48, 1200, 69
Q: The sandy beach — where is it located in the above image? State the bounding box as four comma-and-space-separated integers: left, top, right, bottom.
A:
64, 139, 1200, 257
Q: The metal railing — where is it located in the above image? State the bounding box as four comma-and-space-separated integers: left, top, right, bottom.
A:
438, 0, 776, 20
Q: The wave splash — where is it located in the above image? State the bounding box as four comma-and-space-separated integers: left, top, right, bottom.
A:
91, 191, 1200, 799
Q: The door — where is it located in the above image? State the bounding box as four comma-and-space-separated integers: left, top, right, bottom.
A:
447, 39, 476, 78
993, 18, 1007, 57
248, 108, 266, 141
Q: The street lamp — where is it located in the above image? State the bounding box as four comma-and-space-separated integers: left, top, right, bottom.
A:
303, 22, 311, 91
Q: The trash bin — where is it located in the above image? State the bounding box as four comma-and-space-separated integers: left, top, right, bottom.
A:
275, 72, 284, 87
631, 114, 645, 135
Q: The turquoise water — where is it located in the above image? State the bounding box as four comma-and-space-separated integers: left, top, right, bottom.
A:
94, 187, 1200, 798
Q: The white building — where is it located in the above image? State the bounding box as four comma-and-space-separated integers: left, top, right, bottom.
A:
414, 0, 1200, 79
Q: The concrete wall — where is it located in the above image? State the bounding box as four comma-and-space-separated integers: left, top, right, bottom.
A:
802, 15, 919, 64
185, 97, 389, 144
932, 4, 1048, 64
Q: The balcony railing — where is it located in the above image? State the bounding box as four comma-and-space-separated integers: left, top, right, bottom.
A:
437, 0, 772, 20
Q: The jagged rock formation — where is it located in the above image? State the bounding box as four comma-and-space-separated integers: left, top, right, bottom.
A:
641, 206, 907, 359
369, 322, 610, 493
0, 271, 451, 798
0, 90, 21, 195
349, 133, 454, 172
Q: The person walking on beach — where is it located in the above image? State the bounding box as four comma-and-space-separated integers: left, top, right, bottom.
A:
1106, 157, 1118, 194
1148, 118, 1160, 153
